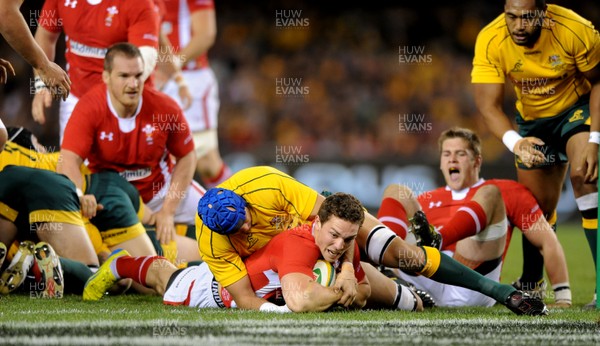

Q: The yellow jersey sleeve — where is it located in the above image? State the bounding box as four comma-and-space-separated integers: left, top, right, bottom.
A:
472, 15, 507, 84
196, 166, 319, 287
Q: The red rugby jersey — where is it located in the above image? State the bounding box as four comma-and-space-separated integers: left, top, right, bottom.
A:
39, 0, 159, 97
160, 0, 214, 70
62, 84, 194, 202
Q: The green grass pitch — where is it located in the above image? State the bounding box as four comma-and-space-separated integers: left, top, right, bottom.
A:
0, 223, 598, 345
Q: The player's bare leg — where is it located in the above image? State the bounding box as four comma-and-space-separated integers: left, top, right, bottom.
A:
110, 233, 157, 257
566, 131, 598, 306
0, 217, 17, 247
174, 234, 202, 263
517, 164, 566, 219
37, 223, 98, 266
143, 258, 178, 295
361, 262, 423, 311
197, 147, 231, 188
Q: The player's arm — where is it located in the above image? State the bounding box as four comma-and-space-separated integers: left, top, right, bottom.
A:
578, 64, 600, 182
155, 150, 196, 244
473, 83, 545, 167
0, 58, 15, 84
32, 26, 61, 124
0, 0, 69, 99
350, 275, 370, 309
225, 275, 270, 310
57, 150, 102, 219
281, 272, 342, 312
156, 32, 192, 109
177, 8, 216, 65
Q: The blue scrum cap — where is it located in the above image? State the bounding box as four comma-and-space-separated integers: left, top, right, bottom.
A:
198, 188, 247, 235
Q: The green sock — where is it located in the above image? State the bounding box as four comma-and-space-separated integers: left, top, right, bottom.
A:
583, 228, 598, 269
430, 253, 516, 303
59, 257, 93, 295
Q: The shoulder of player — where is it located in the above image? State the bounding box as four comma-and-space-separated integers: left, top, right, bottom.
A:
73, 84, 107, 114
546, 4, 595, 31
476, 13, 508, 41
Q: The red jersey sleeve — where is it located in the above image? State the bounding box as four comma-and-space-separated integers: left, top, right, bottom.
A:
277, 233, 321, 279
493, 179, 543, 232
165, 107, 194, 158
352, 242, 366, 282
39, 0, 62, 33
188, 0, 214, 12
125, 0, 160, 48
61, 88, 102, 160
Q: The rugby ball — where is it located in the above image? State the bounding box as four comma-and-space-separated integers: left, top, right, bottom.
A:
312, 259, 336, 287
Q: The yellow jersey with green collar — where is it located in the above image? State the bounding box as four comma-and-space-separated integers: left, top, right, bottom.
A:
196, 166, 319, 287
0, 142, 91, 176
472, 4, 600, 121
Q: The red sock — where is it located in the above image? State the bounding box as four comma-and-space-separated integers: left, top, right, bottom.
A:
377, 197, 408, 238
440, 201, 487, 247
114, 256, 165, 286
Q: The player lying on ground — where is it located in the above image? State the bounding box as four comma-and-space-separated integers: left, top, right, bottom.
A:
85, 193, 431, 312
196, 165, 548, 315
379, 127, 570, 307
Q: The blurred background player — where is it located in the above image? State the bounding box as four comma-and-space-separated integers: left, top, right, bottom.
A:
0, 0, 70, 100
196, 165, 548, 315
157, 0, 232, 188
32, 0, 159, 140
58, 43, 203, 250
378, 127, 571, 307
472, 0, 600, 307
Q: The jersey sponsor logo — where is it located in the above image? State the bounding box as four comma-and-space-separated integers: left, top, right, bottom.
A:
64, 0, 77, 9
211, 278, 226, 308
142, 34, 159, 42
70, 40, 107, 59
119, 168, 151, 181
569, 109, 584, 123
510, 60, 523, 73
99, 131, 114, 141
105, 6, 119, 27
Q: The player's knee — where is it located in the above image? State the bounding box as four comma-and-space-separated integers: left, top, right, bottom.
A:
569, 171, 594, 194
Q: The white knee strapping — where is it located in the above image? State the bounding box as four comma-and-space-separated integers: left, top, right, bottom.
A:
365, 225, 397, 265
395, 284, 417, 311
576, 193, 598, 210
471, 217, 507, 241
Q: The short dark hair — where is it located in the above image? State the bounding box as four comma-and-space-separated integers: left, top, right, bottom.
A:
438, 127, 482, 157
104, 43, 142, 72
505, 0, 546, 9
318, 192, 365, 227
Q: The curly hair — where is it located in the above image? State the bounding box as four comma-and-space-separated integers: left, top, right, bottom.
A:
317, 192, 365, 227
